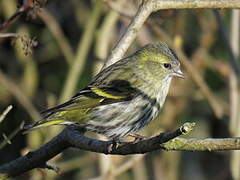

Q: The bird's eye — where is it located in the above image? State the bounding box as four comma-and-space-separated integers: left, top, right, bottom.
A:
163, 63, 172, 69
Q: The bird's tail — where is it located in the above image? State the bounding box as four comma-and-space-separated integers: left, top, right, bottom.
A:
22, 119, 67, 134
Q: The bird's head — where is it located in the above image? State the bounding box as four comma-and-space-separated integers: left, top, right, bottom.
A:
135, 42, 184, 79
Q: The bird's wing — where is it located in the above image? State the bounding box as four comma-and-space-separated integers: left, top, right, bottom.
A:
41, 59, 139, 117
24, 79, 140, 133
41, 81, 139, 118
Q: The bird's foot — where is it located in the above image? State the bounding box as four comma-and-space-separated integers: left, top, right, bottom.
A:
107, 139, 126, 153
129, 133, 147, 142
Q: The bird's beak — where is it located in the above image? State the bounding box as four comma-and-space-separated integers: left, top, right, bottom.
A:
172, 68, 185, 78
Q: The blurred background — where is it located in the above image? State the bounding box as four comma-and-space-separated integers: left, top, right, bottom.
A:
0, 0, 240, 180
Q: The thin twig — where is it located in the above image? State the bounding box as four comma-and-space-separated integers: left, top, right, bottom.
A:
213, 10, 240, 75
0, 0, 47, 31
0, 122, 25, 149
0, 33, 18, 38
104, 0, 134, 18
0, 105, 13, 124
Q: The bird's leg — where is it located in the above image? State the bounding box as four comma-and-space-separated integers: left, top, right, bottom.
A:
128, 133, 147, 142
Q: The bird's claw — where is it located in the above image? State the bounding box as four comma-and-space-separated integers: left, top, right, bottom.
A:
107, 140, 127, 153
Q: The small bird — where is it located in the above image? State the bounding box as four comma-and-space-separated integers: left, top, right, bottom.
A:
24, 42, 184, 140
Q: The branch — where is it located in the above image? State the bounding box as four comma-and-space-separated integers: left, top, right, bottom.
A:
67, 123, 195, 155
0, 123, 195, 177
104, 0, 240, 68
103, 0, 153, 68
213, 10, 240, 75
1, 123, 240, 177
152, 0, 240, 11
163, 137, 240, 151
0, 121, 25, 150
0, 105, 13, 124
0, 0, 47, 31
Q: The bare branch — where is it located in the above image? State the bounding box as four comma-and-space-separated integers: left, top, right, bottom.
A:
0, 123, 194, 177
0, 105, 13, 124
0, 122, 25, 149
0, 0, 47, 31
0, 33, 18, 39
103, 0, 154, 69
1, 123, 240, 177
152, 0, 240, 11
104, 0, 240, 68
163, 137, 240, 151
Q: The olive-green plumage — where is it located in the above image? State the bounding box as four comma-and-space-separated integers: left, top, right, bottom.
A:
24, 42, 184, 140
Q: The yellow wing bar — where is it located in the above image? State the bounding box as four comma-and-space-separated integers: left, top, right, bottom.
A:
91, 87, 126, 99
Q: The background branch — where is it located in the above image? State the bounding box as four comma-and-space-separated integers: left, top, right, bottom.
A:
0, 0, 47, 31
105, 0, 240, 68
0, 70, 41, 121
